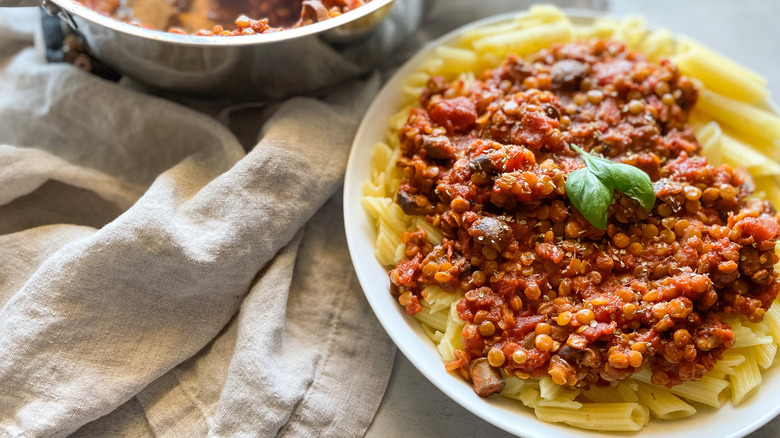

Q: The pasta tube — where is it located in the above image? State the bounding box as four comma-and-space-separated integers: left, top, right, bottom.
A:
413, 305, 449, 333
459, 5, 568, 46
764, 301, 780, 344
534, 403, 649, 432
433, 46, 479, 75
436, 299, 464, 362
419, 323, 443, 343
472, 23, 573, 56
673, 39, 768, 103
580, 380, 639, 403
415, 216, 443, 245
731, 348, 762, 405
539, 376, 564, 400
421, 285, 458, 313
752, 342, 778, 369
636, 382, 697, 420
696, 87, 780, 142
632, 368, 729, 408
637, 29, 675, 61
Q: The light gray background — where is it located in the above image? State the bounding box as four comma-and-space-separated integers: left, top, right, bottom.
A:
366, 1, 780, 437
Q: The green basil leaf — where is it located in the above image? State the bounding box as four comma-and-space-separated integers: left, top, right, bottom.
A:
609, 163, 656, 212
565, 167, 613, 230
569, 144, 656, 214
570, 144, 612, 184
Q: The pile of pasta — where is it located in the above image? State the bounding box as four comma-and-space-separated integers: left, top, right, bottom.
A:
361, 4, 780, 432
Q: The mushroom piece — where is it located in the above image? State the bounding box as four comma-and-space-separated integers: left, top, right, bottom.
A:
550, 59, 589, 91
556, 344, 583, 363
469, 155, 494, 174
396, 191, 434, 216
542, 103, 560, 120
469, 357, 505, 397
468, 216, 513, 252
579, 348, 601, 367
422, 135, 455, 160
300, 1, 330, 25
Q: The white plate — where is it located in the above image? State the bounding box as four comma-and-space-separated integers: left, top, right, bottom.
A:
343, 10, 780, 438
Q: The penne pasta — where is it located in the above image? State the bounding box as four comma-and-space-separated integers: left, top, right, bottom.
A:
711, 134, 780, 177
403, 71, 430, 89
636, 381, 697, 420
765, 301, 780, 344
363, 197, 411, 237
413, 304, 449, 333
574, 17, 618, 40
721, 133, 780, 177
436, 299, 465, 363
579, 380, 639, 403
672, 39, 769, 103
637, 29, 675, 62
419, 322, 444, 343
537, 389, 581, 409
433, 46, 479, 75
731, 320, 775, 349
696, 87, 780, 143
458, 5, 568, 47
519, 387, 541, 408
631, 367, 730, 408
755, 177, 780, 211
374, 228, 402, 266
731, 348, 762, 405
421, 285, 458, 313
393, 241, 406, 263
471, 22, 573, 56
539, 376, 564, 400
613, 16, 647, 49
371, 142, 394, 178
514, 4, 569, 28
362, 177, 385, 198
415, 216, 443, 245
711, 352, 747, 375
693, 120, 724, 166
534, 403, 649, 432
389, 104, 416, 132
500, 376, 530, 400
402, 85, 426, 101
717, 123, 780, 163
706, 372, 727, 381
459, 21, 529, 47
752, 342, 778, 369
683, 41, 766, 86
519, 382, 582, 409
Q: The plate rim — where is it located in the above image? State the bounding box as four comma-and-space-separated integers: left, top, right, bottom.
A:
343, 8, 780, 438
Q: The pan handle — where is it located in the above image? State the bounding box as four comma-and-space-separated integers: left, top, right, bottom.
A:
0, 0, 42, 6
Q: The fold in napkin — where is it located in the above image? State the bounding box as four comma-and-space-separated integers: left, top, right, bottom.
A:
0, 9, 394, 437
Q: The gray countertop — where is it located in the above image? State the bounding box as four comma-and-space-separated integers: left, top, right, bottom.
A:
366, 1, 780, 437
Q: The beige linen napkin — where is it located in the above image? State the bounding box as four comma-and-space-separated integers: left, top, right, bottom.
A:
0, 9, 394, 437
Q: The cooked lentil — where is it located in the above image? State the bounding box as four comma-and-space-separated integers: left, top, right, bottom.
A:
80, 0, 370, 35
388, 39, 780, 393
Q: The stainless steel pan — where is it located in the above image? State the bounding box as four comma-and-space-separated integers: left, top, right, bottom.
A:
1, 0, 423, 100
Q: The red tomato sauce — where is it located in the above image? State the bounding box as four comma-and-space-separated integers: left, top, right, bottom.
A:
388, 39, 780, 392
79, 0, 370, 35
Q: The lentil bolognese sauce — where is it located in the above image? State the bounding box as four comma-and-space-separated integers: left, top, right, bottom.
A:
79, 0, 371, 35
388, 39, 780, 396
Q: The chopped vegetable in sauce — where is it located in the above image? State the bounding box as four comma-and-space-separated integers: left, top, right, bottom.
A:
389, 39, 780, 394
79, 0, 371, 35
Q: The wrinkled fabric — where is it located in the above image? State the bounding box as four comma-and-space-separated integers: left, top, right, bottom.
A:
0, 10, 393, 436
